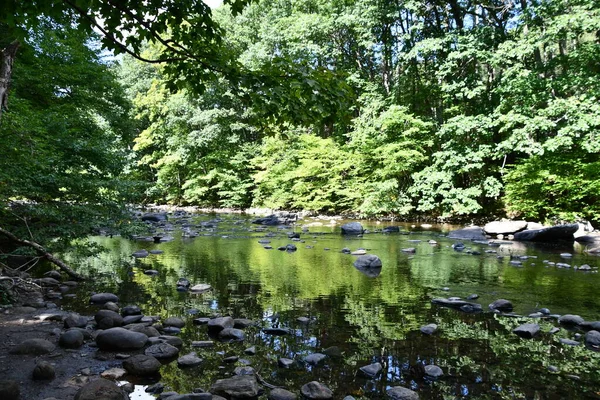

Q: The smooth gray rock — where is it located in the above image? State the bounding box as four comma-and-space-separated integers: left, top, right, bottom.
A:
386, 386, 419, 400
420, 324, 438, 335
121, 305, 142, 316
95, 310, 124, 329
32, 361, 55, 380
160, 335, 184, 348
300, 381, 333, 399
448, 226, 486, 240
424, 365, 443, 378
558, 314, 585, 326
177, 352, 203, 368
484, 220, 527, 235
278, 358, 294, 368
123, 315, 144, 325
269, 388, 297, 400
207, 316, 234, 333
126, 323, 161, 337
341, 222, 364, 235
513, 323, 540, 339
10, 338, 55, 355
580, 321, 600, 331
64, 313, 88, 329
164, 317, 185, 328
359, 362, 382, 377
353, 255, 382, 269
489, 299, 513, 312
163, 394, 211, 400
263, 327, 292, 335
234, 366, 256, 376
96, 327, 148, 350
234, 318, 255, 329
132, 249, 149, 258
304, 353, 326, 365
210, 375, 260, 399
513, 224, 578, 242
103, 302, 120, 312
585, 330, 600, 350
190, 284, 212, 293
559, 338, 581, 346
141, 213, 167, 222
59, 329, 84, 348
218, 328, 245, 341
145, 343, 180, 359
90, 292, 119, 304
74, 378, 128, 400
122, 354, 161, 376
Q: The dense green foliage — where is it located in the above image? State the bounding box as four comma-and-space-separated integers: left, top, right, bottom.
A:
121, 0, 600, 223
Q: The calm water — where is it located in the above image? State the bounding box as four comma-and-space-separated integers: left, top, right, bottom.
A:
63, 214, 600, 399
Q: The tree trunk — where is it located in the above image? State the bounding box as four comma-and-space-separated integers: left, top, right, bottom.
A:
0, 40, 20, 123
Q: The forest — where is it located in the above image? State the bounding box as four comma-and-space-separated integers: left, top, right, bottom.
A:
1, 0, 600, 250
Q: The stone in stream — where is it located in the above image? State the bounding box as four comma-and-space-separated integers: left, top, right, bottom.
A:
177, 352, 203, 368
101, 367, 127, 380
59, 329, 84, 348
244, 346, 256, 355
141, 213, 167, 222
304, 353, 327, 365
235, 366, 256, 376
513, 224, 579, 242
32, 361, 56, 380
300, 381, 333, 400
207, 316, 234, 333
263, 327, 293, 335
580, 321, 600, 331
190, 284, 212, 293
401, 248, 416, 253
159, 335, 184, 348
278, 358, 295, 368
121, 305, 142, 316
558, 314, 585, 326
341, 222, 364, 235
447, 226, 486, 240
193, 317, 211, 325
484, 220, 528, 235
386, 386, 419, 400
96, 327, 148, 350
74, 378, 128, 400
95, 310, 124, 329
359, 362, 383, 377
145, 270, 159, 276
585, 330, 600, 351
322, 346, 343, 357
163, 317, 185, 328
420, 324, 438, 335
559, 338, 581, 346
383, 226, 400, 233
123, 315, 144, 325
132, 249, 149, 258
513, 323, 540, 339
353, 255, 382, 269
10, 338, 55, 355
269, 388, 298, 400
234, 318, 255, 329
102, 301, 120, 312
424, 365, 443, 378
127, 323, 160, 338
64, 313, 88, 329
488, 299, 513, 312
210, 375, 260, 399
218, 328, 246, 341
90, 292, 119, 304
122, 354, 161, 376
145, 343, 180, 359
192, 341, 215, 348
146, 383, 165, 394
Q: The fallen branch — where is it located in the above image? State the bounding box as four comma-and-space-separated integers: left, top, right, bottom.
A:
0, 226, 85, 281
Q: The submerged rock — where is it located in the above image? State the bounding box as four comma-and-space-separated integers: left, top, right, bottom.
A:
210, 375, 260, 399
300, 381, 333, 400
353, 255, 382, 269
513, 224, 578, 242
448, 226, 486, 240
341, 222, 364, 235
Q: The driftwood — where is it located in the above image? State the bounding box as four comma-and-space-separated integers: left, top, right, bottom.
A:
0, 226, 85, 281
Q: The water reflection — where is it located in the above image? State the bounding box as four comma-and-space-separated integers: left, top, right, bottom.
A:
62, 214, 600, 399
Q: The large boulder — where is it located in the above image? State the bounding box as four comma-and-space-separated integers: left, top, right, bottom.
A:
210, 375, 260, 399
513, 224, 579, 242
341, 222, 364, 235
59, 330, 84, 348
10, 339, 55, 355
90, 293, 119, 304
386, 386, 419, 400
122, 354, 161, 376
145, 343, 180, 359
447, 226, 486, 240
484, 220, 528, 235
353, 255, 382, 269
95, 310, 124, 329
74, 378, 128, 400
208, 316, 235, 333
488, 299, 513, 312
96, 327, 148, 350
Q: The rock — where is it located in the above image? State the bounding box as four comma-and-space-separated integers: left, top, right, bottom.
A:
123, 315, 143, 324
300, 382, 333, 400
513, 323, 540, 339
145, 269, 159, 276
127, 323, 160, 337
431, 298, 482, 312
95, 310, 124, 329
424, 365, 443, 378
132, 249, 149, 258
558, 314, 585, 326
278, 358, 294, 368
383, 226, 400, 233
353, 255, 382, 269
584, 330, 600, 351
467, 294, 479, 300
102, 302, 120, 312
178, 352, 203, 368
269, 388, 297, 400
162, 394, 211, 400
489, 299, 513, 312
386, 386, 419, 400
580, 321, 600, 331
176, 278, 191, 290
218, 327, 246, 341
122, 354, 162, 376
121, 305, 142, 316
341, 222, 364, 235
160, 335, 183, 348
448, 226, 486, 240
263, 327, 292, 335
10, 338, 55, 355
193, 318, 210, 325
146, 383, 165, 394
210, 375, 260, 399
575, 234, 600, 244
208, 316, 234, 333
59, 329, 84, 348
192, 341, 215, 348
235, 366, 256, 376
322, 346, 342, 357
141, 213, 168, 222
224, 356, 239, 363
96, 327, 148, 350
420, 324, 437, 335
64, 313, 88, 329
190, 284, 212, 293
559, 339, 581, 346
401, 248, 416, 253
90, 292, 119, 304
359, 362, 382, 377
304, 353, 326, 365
244, 346, 256, 355
32, 361, 55, 380
0, 380, 19, 400
253, 214, 287, 226
162, 326, 181, 335
234, 318, 255, 329
145, 343, 180, 359
513, 224, 579, 242
164, 317, 185, 328
484, 220, 528, 235
74, 379, 128, 400
101, 368, 127, 380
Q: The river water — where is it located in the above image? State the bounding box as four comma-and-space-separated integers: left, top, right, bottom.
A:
62, 213, 600, 399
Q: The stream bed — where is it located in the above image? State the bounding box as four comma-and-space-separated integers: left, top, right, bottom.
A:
62, 213, 600, 399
